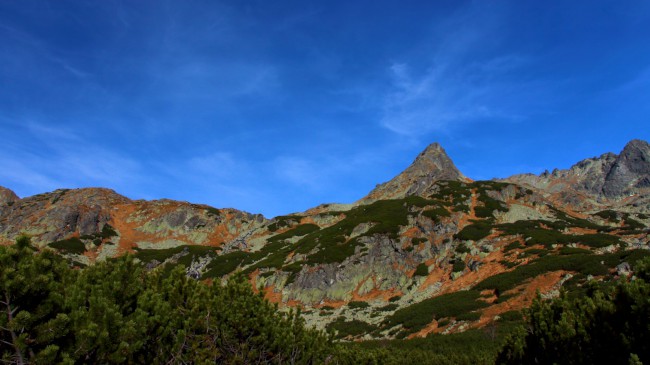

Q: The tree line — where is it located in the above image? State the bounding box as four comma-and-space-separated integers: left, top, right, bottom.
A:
2, 235, 650, 364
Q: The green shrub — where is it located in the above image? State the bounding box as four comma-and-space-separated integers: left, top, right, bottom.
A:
296, 197, 437, 264
456, 243, 471, 254
204, 206, 221, 217
595, 210, 619, 221
282, 261, 305, 273
624, 217, 646, 230
414, 263, 429, 276
456, 311, 481, 321
348, 301, 370, 310
270, 224, 320, 242
202, 250, 249, 277
522, 248, 548, 257
474, 254, 616, 294
48, 237, 86, 255
378, 303, 399, 312
326, 318, 377, 339
559, 247, 592, 255
452, 260, 466, 273
498, 310, 523, 322
504, 242, 524, 252
497, 267, 650, 364
422, 207, 451, 221
412, 237, 427, 245
100, 224, 118, 239
455, 221, 493, 241
383, 291, 487, 334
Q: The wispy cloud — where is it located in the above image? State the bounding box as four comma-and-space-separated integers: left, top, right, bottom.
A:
378, 3, 527, 137
380, 59, 521, 136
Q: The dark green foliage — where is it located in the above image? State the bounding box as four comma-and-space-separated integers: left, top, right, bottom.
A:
559, 246, 593, 255
456, 243, 471, 254
48, 237, 86, 255
389, 295, 401, 302
474, 254, 619, 293
342, 322, 522, 365
522, 248, 548, 257
498, 310, 523, 322
414, 263, 429, 276
282, 260, 305, 273
496, 219, 622, 248
455, 311, 481, 321
383, 291, 488, 335
295, 197, 438, 265
452, 260, 466, 273
270, 223, 319, 242
455, 221, 493, 241
576, 233, 624, 248
474, 199, 507, 218
411, 237, 427, 245
497, 258, 650, 364
204, 206, 220, 217
100, 223, 118, 239
378, 303, 399, 312
202, 250, 249, 277
595, 209, 619, 221
624, 217, 646, 230
1, 238, 332, 364
453, 203, 471, 213
347, 301, 370, 310
499, 260, 518, 269
134, 244, 219, 266
421, 206, 451, 221
494, 292, 517, 303
79, 224, 119, 243
326, 318, 377, 339
503, 241, 524, 252
0, 236, 71, 364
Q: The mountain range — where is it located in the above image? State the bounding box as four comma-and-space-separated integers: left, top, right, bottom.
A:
1, 139, 648, 340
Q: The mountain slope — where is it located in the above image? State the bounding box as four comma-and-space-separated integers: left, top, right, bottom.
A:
0, 140, 648, 340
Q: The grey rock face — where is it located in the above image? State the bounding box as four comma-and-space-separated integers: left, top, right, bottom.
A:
603, 139, 650, 197
504, 139, 650, 202
363, 143, 465, 201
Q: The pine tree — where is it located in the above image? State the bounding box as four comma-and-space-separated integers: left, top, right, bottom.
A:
497, 257, 650, 364
0, 236, 71, 364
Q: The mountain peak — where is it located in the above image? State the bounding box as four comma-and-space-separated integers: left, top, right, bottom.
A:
362, 143, 465, 201
410, 143, 462, 176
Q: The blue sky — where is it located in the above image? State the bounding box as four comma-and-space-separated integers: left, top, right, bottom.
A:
1, 1, 649, 217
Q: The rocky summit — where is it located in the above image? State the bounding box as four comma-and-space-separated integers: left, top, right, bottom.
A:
504, 139, 650, 212
1, 140, 649, 340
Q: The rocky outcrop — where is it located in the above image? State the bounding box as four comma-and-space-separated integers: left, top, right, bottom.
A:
362, 143, 466, 202
603, 139, 650, 197
0, 187, 269, 261
0, 186, 19, 206
504, 139, 650, 211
